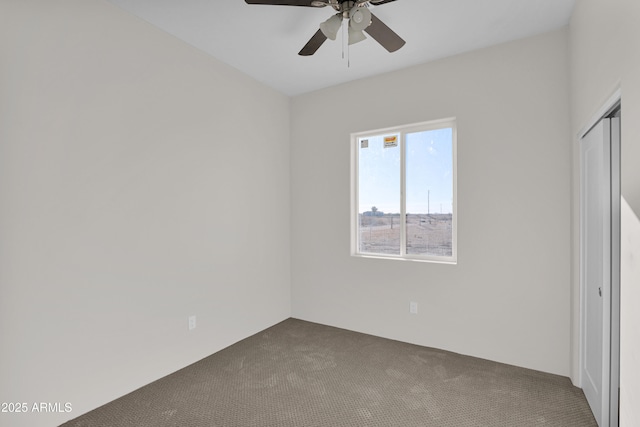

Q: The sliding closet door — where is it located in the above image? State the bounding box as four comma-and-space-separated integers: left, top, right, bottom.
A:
580, 118, 611, 427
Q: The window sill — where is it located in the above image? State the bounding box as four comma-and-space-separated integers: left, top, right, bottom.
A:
351, 253, 457, 265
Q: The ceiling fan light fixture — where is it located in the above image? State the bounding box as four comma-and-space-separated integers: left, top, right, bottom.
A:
349, 6, 372, 32
319, 14, 343, 40
348, 26, 367, 45
310, 0, 328, 7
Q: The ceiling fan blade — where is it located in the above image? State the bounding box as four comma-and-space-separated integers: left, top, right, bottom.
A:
245, 0, 321, 6
369, 0, 398, 5
299, 29, 328, 56
364, 13, 405, 53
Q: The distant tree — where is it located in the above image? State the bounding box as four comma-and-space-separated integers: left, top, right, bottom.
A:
371, 206, 378, 215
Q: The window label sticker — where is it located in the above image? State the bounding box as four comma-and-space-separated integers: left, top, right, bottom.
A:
384, 135, 398, 148
361, 139, 369, 148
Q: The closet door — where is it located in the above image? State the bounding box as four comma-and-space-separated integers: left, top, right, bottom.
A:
580, 118, 611, 427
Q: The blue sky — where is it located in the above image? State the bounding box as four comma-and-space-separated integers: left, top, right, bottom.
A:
358, 128, 453, 214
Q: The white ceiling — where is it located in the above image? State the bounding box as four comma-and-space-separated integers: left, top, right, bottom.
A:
106, 0, 576, 96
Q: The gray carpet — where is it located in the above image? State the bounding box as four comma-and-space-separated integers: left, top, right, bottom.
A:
61, 318, 597, 427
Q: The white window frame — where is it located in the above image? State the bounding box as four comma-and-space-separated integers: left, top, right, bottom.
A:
350, 118, 457, 264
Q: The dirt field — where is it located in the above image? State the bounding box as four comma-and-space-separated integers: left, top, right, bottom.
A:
359, 213, 453, 256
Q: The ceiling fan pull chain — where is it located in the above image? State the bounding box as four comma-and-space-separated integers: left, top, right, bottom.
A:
342, 20, 345, 59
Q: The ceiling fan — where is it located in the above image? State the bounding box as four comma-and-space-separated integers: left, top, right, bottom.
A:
244, 0, 405, 56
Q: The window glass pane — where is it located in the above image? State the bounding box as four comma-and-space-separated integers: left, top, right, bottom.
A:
405, 128, 453, 256
358, 134, 401, 255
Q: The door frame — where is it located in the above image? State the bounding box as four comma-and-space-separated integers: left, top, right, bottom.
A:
578, 90, 621, 427
609, 112, 621, 427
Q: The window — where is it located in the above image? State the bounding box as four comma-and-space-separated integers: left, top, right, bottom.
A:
351, 119, 457, 263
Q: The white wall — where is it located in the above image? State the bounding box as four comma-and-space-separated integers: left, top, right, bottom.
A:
291, 30, 572, 377
569, 1, 640, 424
0, 1, 291, 426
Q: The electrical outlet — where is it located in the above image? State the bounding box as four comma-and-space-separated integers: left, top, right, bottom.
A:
188, 315, 196, 330
410, 302, 418, 314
